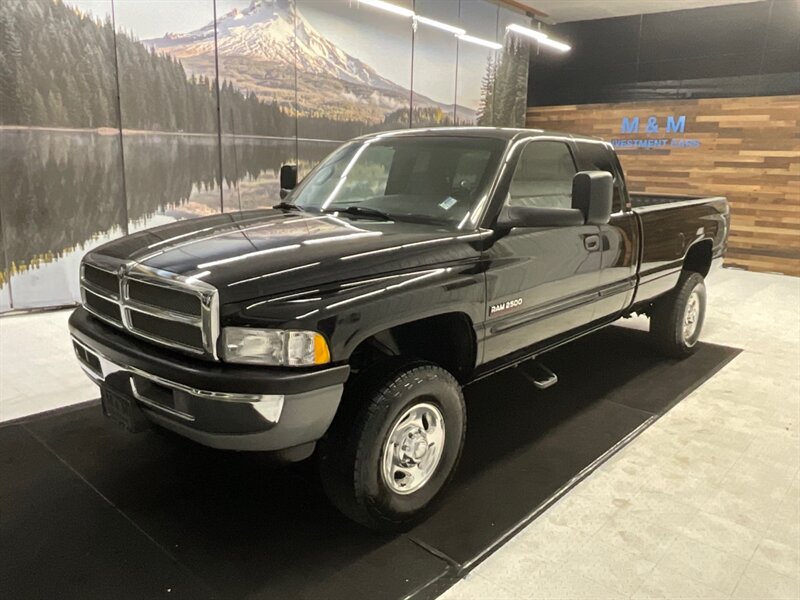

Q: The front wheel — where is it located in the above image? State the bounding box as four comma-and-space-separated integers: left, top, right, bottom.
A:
318, 361, 466, 532
650, 271, 707, 358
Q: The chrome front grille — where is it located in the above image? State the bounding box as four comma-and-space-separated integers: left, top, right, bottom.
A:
127, 279, 202, 315
81, 263, 123, 326
83, 263, 119, 296
80, 256, 219, 359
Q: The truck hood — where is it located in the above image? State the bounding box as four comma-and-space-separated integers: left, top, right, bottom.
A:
91, 209, 486, 305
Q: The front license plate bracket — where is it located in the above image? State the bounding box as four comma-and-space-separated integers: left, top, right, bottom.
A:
101, 386, 150, 433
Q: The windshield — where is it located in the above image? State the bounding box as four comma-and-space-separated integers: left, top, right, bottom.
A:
288, 136, 506, 228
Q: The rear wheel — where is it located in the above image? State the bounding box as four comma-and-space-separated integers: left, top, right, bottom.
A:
318, 360, 466, 532
650, 271, 707, 358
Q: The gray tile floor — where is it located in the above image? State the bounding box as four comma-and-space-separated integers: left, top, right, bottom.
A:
0, 309, 96, 422
1, 268, 798, 598
441, 268, 800, 599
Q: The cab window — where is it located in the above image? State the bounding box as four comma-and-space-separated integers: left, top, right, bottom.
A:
507, 141, 577, 209
576, 141, 625, 212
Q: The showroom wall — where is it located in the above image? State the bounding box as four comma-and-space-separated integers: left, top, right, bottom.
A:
0, 0, 531, 312
525, 0, 800, 276
528, 95, 800, 275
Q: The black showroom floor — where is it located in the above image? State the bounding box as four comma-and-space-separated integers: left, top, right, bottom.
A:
0, 327, 739, 600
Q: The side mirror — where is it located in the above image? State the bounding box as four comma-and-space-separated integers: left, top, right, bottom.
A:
496, 205, 585, 230
279, 164, 298, 199
572, 170, 613, 225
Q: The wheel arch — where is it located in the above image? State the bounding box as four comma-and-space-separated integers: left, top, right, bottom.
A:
346, 311, 478, 383
683, 239, 713, 277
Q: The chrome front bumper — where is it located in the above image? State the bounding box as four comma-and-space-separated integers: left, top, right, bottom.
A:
72, 336, 344, 453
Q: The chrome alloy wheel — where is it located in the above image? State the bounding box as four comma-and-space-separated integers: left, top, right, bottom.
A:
381, 402, 446, 495
683, 289, 701, 345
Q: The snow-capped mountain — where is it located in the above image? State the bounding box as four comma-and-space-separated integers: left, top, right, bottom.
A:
151, 0, 404, 94
146, 0, 471, 124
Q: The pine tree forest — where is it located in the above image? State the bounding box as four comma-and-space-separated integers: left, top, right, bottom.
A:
0, 0, 527, 135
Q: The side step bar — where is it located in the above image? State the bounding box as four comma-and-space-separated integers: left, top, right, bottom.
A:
517, 361, 558, 390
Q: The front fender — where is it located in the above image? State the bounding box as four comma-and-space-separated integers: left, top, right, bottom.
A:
225, 263, 486, 363
323, 265, 486, 362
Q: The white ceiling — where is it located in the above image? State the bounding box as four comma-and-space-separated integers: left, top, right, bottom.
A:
517, 0, 766, 23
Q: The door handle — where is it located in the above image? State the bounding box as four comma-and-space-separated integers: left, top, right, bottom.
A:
584, 234, 601, 252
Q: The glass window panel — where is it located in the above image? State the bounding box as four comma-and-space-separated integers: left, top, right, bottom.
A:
412, 0, 459, 127
0, 0, 125, 308
494, 7, 531, 127
115, 0, 223, 227
291, 135, 505, 227
214, 0, 299, 211
295, 0, 413, 176
296, 139, 343, 182
508, 141, 577, 209
455, 0, 499, 125
0, 224, 8, 312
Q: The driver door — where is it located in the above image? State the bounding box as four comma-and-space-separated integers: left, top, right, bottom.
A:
483, 140, 603, 363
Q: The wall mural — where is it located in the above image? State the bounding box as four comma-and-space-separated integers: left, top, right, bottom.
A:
0, 0, 530, 311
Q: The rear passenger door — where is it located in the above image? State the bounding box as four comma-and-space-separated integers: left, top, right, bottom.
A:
483, 139, 603, 363
575, 142, 639, 320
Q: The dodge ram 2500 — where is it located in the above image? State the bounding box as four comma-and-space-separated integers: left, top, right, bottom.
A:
70, 127, 729, 531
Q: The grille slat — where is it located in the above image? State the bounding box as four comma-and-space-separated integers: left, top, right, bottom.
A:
128, 311, 205, 350
127, 279, 202, 316
84, 289, 122, 324
80, 258, 217, 358
83, 264, 119, 297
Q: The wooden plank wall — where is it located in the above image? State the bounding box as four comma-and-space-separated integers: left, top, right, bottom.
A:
526, 95, 800, 276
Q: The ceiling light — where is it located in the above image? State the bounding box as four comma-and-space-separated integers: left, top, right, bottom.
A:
415, 15, 466, 36
358, 0, 414, 18
457, 34, 503, 50
506, 23, 571, 52
507, 23, 548, 41
537, 37, 571, 52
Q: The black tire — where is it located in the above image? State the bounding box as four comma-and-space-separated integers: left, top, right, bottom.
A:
650, 271, 707, 358
318, 360, 466, 532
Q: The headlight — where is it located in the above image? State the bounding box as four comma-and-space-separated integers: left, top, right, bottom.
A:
221, 327, 331, 366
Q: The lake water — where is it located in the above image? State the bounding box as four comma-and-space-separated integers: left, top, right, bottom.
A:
0, 130, 337, 311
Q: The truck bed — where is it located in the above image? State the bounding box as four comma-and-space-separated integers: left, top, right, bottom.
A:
630, 192, 722, 209
627, 191, 729, 307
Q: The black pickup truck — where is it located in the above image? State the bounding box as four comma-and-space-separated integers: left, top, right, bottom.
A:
70, 127, 729, 531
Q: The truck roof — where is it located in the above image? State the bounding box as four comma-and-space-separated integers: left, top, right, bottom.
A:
353, 126, 609, 145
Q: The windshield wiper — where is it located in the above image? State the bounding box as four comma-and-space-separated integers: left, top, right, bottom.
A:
273, 201, 304, 211
329, 205, 394, 221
